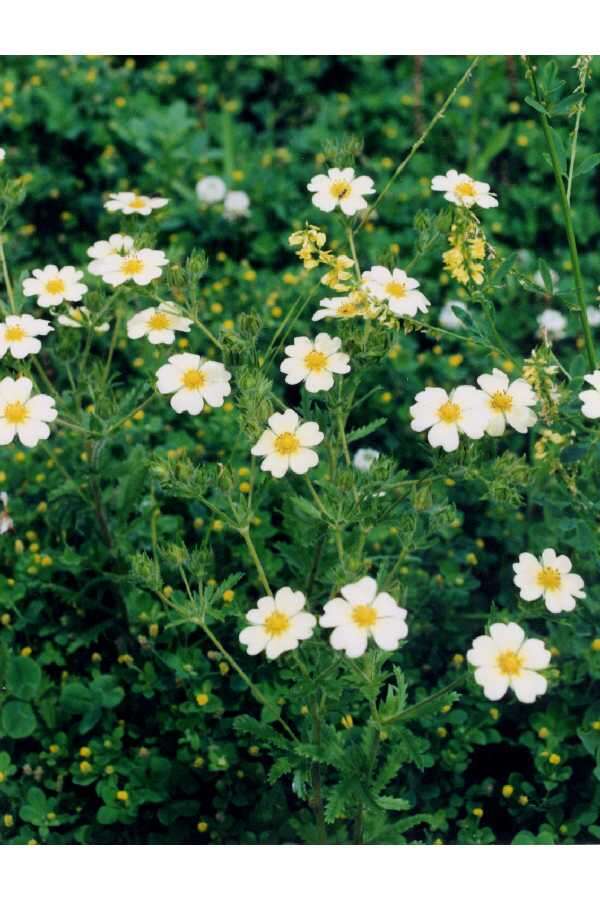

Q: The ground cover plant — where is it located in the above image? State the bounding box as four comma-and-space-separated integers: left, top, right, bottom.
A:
0, 54, 599, 845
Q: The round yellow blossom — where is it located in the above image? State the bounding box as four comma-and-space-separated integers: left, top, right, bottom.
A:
239, 481, 251, 494
448, 354, 463, 367
21, 647, 32, 657
223, 589, 235, 603
518, 795, 529, 806
591, 638, 600, 651
437, 727, 448, 738
212, 520, 224, 532
116, 790, 129, 802
3, 814, 14, 827
193, 756, 205, 768
249, 745, 259, 756
538, 727, 550, 739
271, 306, 283, 318
195, 693, 209, 707
219, 662, 230, 675
149, 624, 159, 639
472, 807, 484, 818
591, 721, 600, 731
79, 747, 92, 758
549, 753, 561, 766
163, 586, 174, 598
381, 391, 393, 404
114, 97, 127, 108
196, 821, 208, 833
79, 761, 92, 774
502, 785, 514, 798
489, 708, 500, 721
49, 744, 59, 754
452, 653, 464, 667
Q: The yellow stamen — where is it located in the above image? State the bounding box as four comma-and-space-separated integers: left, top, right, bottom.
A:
128, 197, 147, 209
490, 391, 513, 413
45, 278, 65, 295
497, 650, 523, 676
3, 401, 28, 425
182, 369, 206, 390
148, 311, 171, 331
264, 610, 290, 637
274, 432, 300, 455
437, 400, 462, 424
4, 325, 26, 342
537, 567, 561, 592
386, 281, 407, 300
351, 604, 377, 628
337, 302, 359, 317
121, 257, 144, 276
330, 180, 352, 200
304, 349, 328, 373
455, 181, 477, 198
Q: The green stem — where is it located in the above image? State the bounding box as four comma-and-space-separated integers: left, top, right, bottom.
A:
381, 674, 467, 727
526, 59, 596, 371
240, 526, 272, 595
309, 697, 327, 843
346, 226, 361, 280
0, 237, 16, 313
566, 57, 591, 206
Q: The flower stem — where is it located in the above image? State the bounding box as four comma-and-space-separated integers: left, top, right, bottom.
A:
0, 237, 16, 313
239, 526, 272, 595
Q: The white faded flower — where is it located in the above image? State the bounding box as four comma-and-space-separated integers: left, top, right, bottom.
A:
22, 265, 87, 308
196, 176, 227, 204
280, 333, 350, 393
127, 302, 192, 345
251, 408, 323, 478
513, 548, 585, 614
99, 248, 168, 287
439, 300, 467, 331
57, 306, 110, 334
410, 385, 490, 452
0, 377, 57, 448
537, 308, 567, 340
312, 293, 372, 322
431, 170, 498, 209
156, 353, 231, 415
353, 447, 380, 472
532, 268, 559, 291
223, 190, 250, 220
362, 266, 430, 317
0, 314, 53, 359
586, 306, 600, 327
0, 148, 5, 163
467, 623, 551, 703
0, 490, 13, 534
239, 587, 317, 660
308, 167, 375, 216
476, 368, 538, 436
104, 192, 168, 216
87, 234, 134, 275
579, 371, 600, 419
320, 576, 408, 659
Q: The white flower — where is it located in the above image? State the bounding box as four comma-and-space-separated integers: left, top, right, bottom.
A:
513, 548, 585, 614
532, 268, 559, 291
0, 377, 57, 448
439, 300, 467, 330
579, 370, 600, 419
57, 306, 110, 334
476, 368, 538, 437
308, 168, 375, 216
127, 302, 192, 345
431, 169, 498, 209
410, 385, 490, 452
0, 315, 53, 359
196, 176, 227, 204
586, 306, 600, 327
280, 333, 350, 393
320, 576, 408, 659
251, 408, 323, 478
87, 234, 134, 275
312, 293, 372, 322
0, 490, 13, 534
103, 192, 168, 216
156, 353, 232, 415
0, 148, 5, 163
353, 447, 380, 471
98, 248, 168, 287
537, 308, 567, 340
22, 265, 87, 308
223, 190, 250, 220
467, 622, 550, 703
362, 266, 430, 317
239, 587, 317, 660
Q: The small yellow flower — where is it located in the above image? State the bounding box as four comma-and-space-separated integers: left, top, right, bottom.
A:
538, 727, 550, 739
116, 790, 129, 802
114, 96, 127, 108
195, 693, 209, 707
448, 353, 463, 367
193, 756, 205, 768
591, 638, 600, 651
212, 520, 224, 532
502, 785, 514, 798
489, 708, 500, 721
223, 589, 235, 603
472, 807, 484, 818
436, 727, 447, 738
3, 814, 14, 827
340, 714, 354, 729
549, 753, 561, 766
49, 744, 59, 754
518, 795, 529, 806
452, 653, 464, 668
79, 747, 92, 758
79, 761, 92, 774
149, 624, 159, 638
219, 662, 229, 675
21, 647, 32, 657
196, 820, 208, 833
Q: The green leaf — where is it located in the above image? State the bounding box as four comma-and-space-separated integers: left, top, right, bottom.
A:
374, 795, 411, 812
347, 418, 387, 445
20, 787, 48, 826
574, 153, 600, 177
538, 259, 555, 295
6, 656, 42, 701
1, 700, 37, 739
524, 96, 548, 116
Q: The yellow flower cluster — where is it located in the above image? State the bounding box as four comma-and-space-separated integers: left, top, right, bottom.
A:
288, 226, 354, 291
442, 223, 487, 286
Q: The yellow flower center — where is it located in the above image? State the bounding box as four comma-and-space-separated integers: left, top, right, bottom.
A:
274, 431, 300, 455
537, 567, 562, 592
148, 311, 171, 331
497, 650, 523, 676
455, 181, 477, 198
337, 301, 359, 317
386, 281, 407, 300
129, 196, 147, 209
181, 369, 206, 390
437, 400, 462, 424
490, 391, 513, 413
304, 349, 328, 372
352, 604, 377, 628
121, 257, 144, 276
330, 180, 352, 200
263, 610, 290, 637
4, 325, 26, 342
45, 278, 65, 295
3, 401, 28, 425
71, 309, 83, 321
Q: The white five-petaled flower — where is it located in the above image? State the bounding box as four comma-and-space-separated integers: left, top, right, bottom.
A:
251, 409, 323, 478
320, 576, 408, 659
410, 385, 490, 452
537, 308, 567, 340
87, 234, 134, 275
0, 314, 53, 359
23, 265, 88, 308
362, 266, 430, 317
156, 353, 232, 415
280, 333, 350, 393
308, 167, 375, 216
196, 176, 227, 204
312, 293, 373, 322
98, 247, 168, 287
223, 190, 250, 220
0, 377, 57, 448
476, 368, 538, 437
579, 371, 600, 419
239, 587, 317, 660
127, 302, 192, 345
467, 622, 551, 703
104, 192, 168, 216
57, 307, 110, 334
353, 447, 380, 471
431, 170, 498, 209
513, 548, 585, 614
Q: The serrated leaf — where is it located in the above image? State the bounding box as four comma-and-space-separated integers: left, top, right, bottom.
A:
374, 795, 411, 812
346, 417, 387, 445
